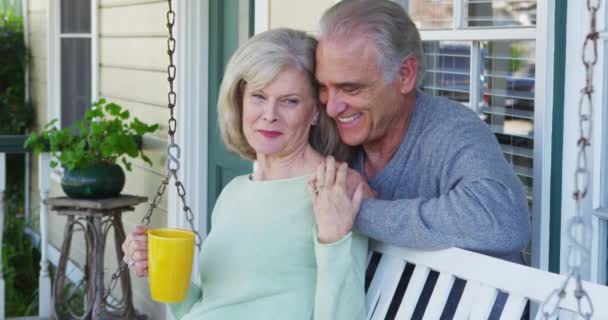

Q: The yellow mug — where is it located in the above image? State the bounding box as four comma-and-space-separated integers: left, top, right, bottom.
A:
147, 228, 195, 303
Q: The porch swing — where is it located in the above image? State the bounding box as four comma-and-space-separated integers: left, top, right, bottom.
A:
102, 0, 608, 319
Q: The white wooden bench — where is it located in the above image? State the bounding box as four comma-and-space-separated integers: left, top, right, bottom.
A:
365, 242, 608, 319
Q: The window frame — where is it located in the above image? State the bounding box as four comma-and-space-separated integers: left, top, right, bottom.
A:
47, 0, 98, 181
410, 0, 554, 271
47, 0, 98, 129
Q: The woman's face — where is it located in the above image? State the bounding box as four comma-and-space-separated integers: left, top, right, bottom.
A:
242, 66, 319, 160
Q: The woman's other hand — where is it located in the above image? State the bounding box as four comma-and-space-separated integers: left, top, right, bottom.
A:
308, 156, 364, 244
121, 224, 149, 277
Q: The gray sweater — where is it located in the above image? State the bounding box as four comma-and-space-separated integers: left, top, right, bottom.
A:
354, 91, 530, 263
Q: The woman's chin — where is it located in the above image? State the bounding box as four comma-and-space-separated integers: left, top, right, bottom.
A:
253, 146, 286, 158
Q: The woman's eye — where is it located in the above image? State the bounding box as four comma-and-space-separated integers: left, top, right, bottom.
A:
251, 93, 265, 101
283, 98, 299, 106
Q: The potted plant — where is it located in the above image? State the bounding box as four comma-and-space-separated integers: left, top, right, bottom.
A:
24, 98, 159, 199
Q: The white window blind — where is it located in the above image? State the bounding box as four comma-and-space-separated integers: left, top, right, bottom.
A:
422, 41, 471, 106
481, 40, 535, 202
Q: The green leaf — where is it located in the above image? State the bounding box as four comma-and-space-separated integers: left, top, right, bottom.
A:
120, 110, 130, 119
27, 97, 160, 170
130, 117, 159, 135
44, 119, 58, 130
105, 102, 122, 116
141, 152, 153, 166
121, 157, 132, 171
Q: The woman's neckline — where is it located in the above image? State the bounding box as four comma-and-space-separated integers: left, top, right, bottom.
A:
247, 173, 311, 183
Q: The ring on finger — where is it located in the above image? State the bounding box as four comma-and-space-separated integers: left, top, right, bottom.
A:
314, 184, 324, 194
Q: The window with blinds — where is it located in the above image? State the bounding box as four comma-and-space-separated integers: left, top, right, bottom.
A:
422, 40, 536, 206
422, 42, 471, 106
481, 40, 535, 203
401, 0, 539, 264
60, 0, 92, 129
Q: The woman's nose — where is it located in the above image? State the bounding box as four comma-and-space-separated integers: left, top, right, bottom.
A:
262, 103, 278, 122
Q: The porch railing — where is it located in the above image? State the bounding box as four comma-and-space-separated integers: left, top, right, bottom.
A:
0, 135, 51, 319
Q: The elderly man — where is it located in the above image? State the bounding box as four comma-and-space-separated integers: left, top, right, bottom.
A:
315, 0, 530, 264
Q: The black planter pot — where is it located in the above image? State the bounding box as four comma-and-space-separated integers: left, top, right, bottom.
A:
61, 163, 126, 199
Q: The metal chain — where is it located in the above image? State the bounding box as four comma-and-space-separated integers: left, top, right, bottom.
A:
104, 0, 202, 301
541, 0, 600, 318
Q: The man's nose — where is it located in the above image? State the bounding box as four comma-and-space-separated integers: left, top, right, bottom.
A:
325, 91, 347, 118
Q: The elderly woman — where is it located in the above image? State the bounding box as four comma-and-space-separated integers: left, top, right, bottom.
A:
122, 28, 368, 320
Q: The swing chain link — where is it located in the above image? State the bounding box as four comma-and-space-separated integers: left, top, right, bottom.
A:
159, 0, 202, 249
541, 0, 599, 318
104, 0, 202, 303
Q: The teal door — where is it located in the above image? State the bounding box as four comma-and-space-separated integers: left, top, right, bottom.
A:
207, 0, 254, 226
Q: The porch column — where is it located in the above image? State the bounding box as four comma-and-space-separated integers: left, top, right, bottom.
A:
38, 153, 51, 317
0, 152, 6, 319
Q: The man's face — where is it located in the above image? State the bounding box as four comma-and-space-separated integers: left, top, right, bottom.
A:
315, 37, 409, 147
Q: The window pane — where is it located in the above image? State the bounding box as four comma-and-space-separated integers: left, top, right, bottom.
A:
61, 38, 91, 129
479, 40, 535, 204
61, 0, 91, 33
400, 0, 453, 29
466, 0, 537, 27
422, 41, 471, 106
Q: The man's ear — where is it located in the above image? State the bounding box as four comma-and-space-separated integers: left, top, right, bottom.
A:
397, 56, 419, 95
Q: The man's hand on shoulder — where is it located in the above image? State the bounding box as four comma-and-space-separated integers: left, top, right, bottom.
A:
346, 168, 376, 200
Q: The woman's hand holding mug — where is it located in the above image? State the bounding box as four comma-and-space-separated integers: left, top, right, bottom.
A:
122, 224, 149, 277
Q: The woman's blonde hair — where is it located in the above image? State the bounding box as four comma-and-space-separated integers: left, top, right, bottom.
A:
217, 28, 351, 161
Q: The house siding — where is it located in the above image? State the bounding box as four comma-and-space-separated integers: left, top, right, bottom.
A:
98, 0, 169, 317
26, 0, 171, 318
268, 0, 334, 32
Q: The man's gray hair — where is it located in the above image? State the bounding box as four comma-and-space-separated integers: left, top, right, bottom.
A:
319, 0, 425, 86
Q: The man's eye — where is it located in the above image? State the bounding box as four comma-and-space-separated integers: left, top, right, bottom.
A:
344, 86, 361, 94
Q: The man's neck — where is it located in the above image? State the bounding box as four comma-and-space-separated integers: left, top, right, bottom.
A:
363, 94, 416, 179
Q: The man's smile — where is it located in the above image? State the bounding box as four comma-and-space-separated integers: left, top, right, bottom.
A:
337, 113, 362, 124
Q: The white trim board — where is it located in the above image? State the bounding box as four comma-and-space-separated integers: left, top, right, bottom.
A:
560, 0, 605, 284
166, 1, 210, 318
254, 0, 268, 35
168, 0, 209, 240
419, 28, 536, 41
530, 0, 555, 273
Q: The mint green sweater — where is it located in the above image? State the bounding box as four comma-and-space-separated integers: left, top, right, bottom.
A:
169, 175, 368, 320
